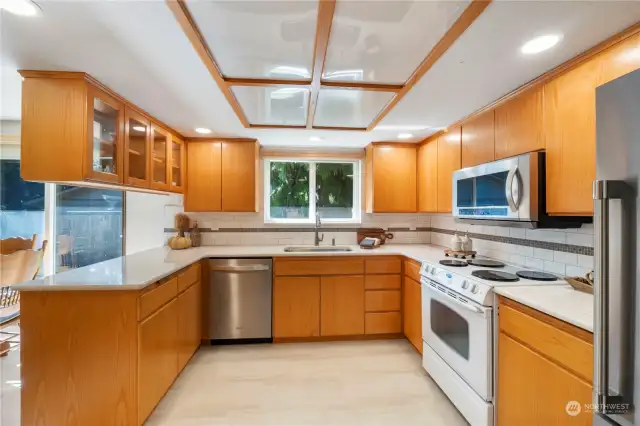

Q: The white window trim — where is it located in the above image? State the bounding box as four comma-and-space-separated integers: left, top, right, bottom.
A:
264, 158, 361, 225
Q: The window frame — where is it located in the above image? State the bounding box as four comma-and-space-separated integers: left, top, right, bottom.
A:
263, 158, 361, 225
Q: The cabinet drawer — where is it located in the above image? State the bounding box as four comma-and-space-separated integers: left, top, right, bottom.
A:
365, 312, 401, 334
404, 258, 421, 282
274, 258, 364, 276
499, 299, 593, 382
139, 278, 178, 321
365, 290, 401, 312
365, 257, 401, 274
177, 262, 200, 293
365, 274, 401, 290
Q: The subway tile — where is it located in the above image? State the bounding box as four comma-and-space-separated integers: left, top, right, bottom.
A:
533, 248, 555, 261
516, 245, 534, 257
495, 227, 510, 237
525, 257, 544, 270
544, 261, 566, 275
578, 254, 594, 269
566, 232, 594, 247
509, 228, 526, 239
566, 265, 590, 278
553, 251, 578, 266
510, 254, 526, 267
526, 229, 566, 244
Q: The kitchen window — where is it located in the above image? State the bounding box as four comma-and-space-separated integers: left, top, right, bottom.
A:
264, 159, 361, 224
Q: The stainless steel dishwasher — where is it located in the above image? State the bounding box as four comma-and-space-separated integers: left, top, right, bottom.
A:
207, 258, 272, 343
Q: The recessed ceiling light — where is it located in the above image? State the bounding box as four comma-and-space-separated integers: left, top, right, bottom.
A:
309, 136, 322, 142
521, 35, 561, 55
132, 126, 146, 132
398, 133, 413, 140
195, 128, 212, 134
0, 0, 41, 16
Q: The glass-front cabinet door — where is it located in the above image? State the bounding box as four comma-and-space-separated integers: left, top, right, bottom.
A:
150, 124, 170, 191
124, 107, 150, 188
170, 135, 185, 193
86, 86, 124, 183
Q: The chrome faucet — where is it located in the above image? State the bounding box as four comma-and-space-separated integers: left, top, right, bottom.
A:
314, 211, 324, 246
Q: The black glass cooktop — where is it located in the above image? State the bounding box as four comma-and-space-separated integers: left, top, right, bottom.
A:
471, 270, 520, 282
516, 271, 557, 281
439, 259, 468, 267
467, 259, 505, 268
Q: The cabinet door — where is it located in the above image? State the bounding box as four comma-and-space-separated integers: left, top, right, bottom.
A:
273, 277, 320, 338
178, 281, 201, 372
221, 141, 257, 212
321, 275, 365, 336
371, 145, 417, 212
150, 123, 171, 191
138, 298, 179, 424
497, 332, 592, 426
86, 85, 124, 184
403, 276, 422, 353
418, 140, 438, 212
543, 59, 598, 216
170, 135, 186, 193
185, 142, 222, 212
124, 107, 151, 188
461, 109, 495, 168
495, 87, 544, 160
437, 127, 461, 213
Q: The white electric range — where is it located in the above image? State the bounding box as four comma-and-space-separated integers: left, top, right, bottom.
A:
419, 257, 568, 426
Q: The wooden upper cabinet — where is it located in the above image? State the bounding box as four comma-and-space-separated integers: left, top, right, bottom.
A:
170, 134, 186, 193
597, 32, 640, 85
150, 124, 171, 191
221, 141, 258, 212
418, 140, 438, 212
543, 59, 599, 216
494, 87, 544, 161
185, 141, 222, 212
461, 109, 495, 168
437, 127, 461, 213
365, 144, 417, 213
124, 107, 151, 188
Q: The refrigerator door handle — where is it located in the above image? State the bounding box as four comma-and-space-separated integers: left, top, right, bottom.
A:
593, 180, 629, 414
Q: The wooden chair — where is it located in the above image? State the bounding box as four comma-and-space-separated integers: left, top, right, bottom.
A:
0, 234, 37, 254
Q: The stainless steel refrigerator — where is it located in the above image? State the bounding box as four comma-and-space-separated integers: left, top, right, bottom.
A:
593, 68, 640, 426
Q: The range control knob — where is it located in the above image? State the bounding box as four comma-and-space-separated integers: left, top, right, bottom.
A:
471, 284, 479, 294
431, 267, 437, 275
461, 280, 469, 290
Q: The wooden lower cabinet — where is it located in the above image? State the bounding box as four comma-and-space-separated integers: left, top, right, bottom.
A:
273, 277, 321, 338
321, 275, 365, 336
403, 275, 422, 353
178, 281, 202, 371
138, 298, 179, 423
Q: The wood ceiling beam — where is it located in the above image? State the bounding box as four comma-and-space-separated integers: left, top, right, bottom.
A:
249, 124, 307, 130
365, 0, 493, 131
306, 0, 337, 129
166, 0, 250, 128
225, 78, 311, 87
312, 126, 367, 131
320, 81, 403, 92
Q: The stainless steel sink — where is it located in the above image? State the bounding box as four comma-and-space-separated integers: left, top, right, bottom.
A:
283, 246, 353, 253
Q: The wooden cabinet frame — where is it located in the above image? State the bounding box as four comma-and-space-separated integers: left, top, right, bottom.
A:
150, 123, 171, 191
85, 84, 125, 184
124, 107, 151, 188
170, 134, 186, 193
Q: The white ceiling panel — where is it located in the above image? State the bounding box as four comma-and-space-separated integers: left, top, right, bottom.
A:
379, 0, 640, 130
185, 0, 318, 80
232, 86, 310, 126
323, 0, 469, 84
313, 88, 395, 128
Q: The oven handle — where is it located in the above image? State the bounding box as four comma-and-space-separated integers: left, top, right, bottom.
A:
506, 166, 522, 212
421, 278, 488, 316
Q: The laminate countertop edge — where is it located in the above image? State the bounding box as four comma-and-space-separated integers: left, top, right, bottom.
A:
12, 244, 444, 292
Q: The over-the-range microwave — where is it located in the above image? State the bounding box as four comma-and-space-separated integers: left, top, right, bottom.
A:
452, 152, 590, 229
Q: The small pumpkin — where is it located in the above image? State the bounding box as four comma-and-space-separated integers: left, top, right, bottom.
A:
168, 235, 191, 250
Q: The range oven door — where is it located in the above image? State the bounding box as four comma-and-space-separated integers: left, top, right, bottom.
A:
421, 277, 493, 401
452, 153, 535, 222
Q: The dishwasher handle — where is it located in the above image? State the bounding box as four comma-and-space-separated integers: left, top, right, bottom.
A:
209, 264, 270, 272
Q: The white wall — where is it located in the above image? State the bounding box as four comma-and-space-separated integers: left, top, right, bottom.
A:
126, 192, 183, 254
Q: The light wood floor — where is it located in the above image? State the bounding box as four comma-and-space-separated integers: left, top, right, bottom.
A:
146, 339, 468, 426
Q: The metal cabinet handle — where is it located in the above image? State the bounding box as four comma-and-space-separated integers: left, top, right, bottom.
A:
209, 265, 270, 272
593, 180, 628, 413
505, 166, 521, 212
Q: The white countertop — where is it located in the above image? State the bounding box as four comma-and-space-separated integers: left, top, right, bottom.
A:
13, 244, 447, 292
494, 285, 594, 332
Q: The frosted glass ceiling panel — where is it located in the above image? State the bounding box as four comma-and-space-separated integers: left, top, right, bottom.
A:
231, 86, 309, 126
313, 89, 395, 128
186, 0, 319, 80
323, 0, 470, 84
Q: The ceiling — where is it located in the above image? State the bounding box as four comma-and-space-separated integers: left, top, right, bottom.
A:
2, 1, 640, 147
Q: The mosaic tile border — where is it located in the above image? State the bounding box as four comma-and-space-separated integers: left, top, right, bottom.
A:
164, 226, 593, 256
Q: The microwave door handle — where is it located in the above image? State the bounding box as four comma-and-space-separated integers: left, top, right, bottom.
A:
593, 180, 628, 413
506, 166, 521, 212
